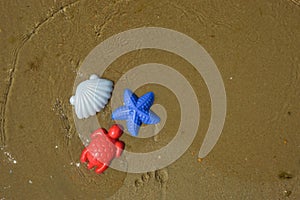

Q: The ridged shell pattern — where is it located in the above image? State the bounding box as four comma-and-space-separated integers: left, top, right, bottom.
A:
70, 74, 113, 119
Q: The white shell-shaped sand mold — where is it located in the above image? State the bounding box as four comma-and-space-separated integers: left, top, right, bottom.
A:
70, 74, 113, 119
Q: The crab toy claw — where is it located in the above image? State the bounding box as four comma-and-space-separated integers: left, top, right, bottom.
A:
80, 124, 125, 174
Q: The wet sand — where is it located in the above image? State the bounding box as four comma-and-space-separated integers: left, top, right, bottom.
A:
0, 0, 300, 199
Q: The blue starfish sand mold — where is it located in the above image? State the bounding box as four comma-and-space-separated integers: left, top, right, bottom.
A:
112, 89, 160, 136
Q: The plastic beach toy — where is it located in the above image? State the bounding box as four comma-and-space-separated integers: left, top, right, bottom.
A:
70, 74, 113, 119
112, 89, 160, 136
80, 124, 125, 174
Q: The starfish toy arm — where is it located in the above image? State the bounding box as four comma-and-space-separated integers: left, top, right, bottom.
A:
124, 89, 138, 107
127, 118, 142, 137
112, 106, 130, 120
136, 91, 154, 111
143, 110, 161, 124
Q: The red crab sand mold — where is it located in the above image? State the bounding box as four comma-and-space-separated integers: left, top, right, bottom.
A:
80, 124, 125, 174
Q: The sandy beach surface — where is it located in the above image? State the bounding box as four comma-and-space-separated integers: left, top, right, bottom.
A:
0, 0, 299, 199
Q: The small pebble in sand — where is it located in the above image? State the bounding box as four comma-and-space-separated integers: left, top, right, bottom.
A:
197, 158, 202, 163
3, 185, 11, 190
55, 145, 58, 149
77, 72, 83, 77
229, 77, 233, 80
283, 139, 288, 145
75, 163, 80, 167
278, 171, 293, 179
28, 180, 32, 184
4, 152, 17, 164
284, 190, 292, 197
